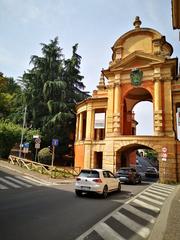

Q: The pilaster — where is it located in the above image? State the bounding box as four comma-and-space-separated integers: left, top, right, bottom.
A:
163, 77, 175, 136
154, 71, 163, 136
106, 79, 115, 135
113, 78, 121, 135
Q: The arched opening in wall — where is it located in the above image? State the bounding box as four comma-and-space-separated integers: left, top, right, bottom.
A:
116, 144, 159, 183
133, 101, 153, 135
175, 104, 180, 140
123, 87, 153, 135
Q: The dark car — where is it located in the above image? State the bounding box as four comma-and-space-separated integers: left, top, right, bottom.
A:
145, 167, 159, 178
116, 167, 141, 184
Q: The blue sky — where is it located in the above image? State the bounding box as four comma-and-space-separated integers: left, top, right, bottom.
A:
0, 0, 179, 135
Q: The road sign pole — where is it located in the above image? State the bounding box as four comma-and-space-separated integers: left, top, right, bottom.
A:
35, 148, 38, 162
51, 145, 55, 167
19, 106, 27, 158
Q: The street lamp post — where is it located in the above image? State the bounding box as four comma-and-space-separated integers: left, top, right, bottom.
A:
19, 106, 27, 158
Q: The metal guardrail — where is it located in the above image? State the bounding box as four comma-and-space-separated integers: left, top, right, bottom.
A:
8, 155, 80, 178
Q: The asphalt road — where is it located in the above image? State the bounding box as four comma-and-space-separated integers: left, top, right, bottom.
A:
0, 168, 154, 240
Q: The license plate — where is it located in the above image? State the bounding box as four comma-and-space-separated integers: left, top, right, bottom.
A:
81, 186, 90, 190
120, 177, 127, 180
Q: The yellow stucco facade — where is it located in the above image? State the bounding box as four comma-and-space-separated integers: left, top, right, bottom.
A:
75, 17, 180, 183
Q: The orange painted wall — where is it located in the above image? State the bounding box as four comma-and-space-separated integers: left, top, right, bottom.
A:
129, 151, 136, 166
74, 144, 85, 170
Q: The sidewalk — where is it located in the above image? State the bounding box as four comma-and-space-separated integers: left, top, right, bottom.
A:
148, 182, 180, 240
0, 159, 75, 185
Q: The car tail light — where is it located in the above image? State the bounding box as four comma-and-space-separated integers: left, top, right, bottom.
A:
93, 178, 102, 183
76, 177, 81, 181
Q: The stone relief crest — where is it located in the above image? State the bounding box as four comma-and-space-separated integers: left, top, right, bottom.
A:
130, 68, 143, 86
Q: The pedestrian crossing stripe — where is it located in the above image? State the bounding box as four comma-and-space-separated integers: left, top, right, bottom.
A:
0, 175, 50, 190
75, 183, 177, 240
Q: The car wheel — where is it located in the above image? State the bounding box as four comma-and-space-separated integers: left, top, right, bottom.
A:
117, 182, 121, 192
102, 185, 108, 198
75, 190, 82, 197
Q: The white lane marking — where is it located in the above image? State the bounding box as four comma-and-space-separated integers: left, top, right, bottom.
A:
146, 189, 169, 197
16, 176, 50, 186
113, 211, 150, 238
153, 184, 175, 190
149, 187, 171, 194
153, 185, 174, 192
142, 191, 166, 200
0, 183, 8, 190
15, 176, 40, 186
5, 176, 32, 188
95, 222, 126, 240
124, 204, 155, 224
0, 177, 21, 188
133, 199, 160, 213
150, 186, 173, 193
138, 195, 163, 205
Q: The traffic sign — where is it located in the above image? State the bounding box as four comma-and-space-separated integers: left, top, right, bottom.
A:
35, 143, 40, 149
162, 147, 168, 153
35, 138, 41, 144
23, 148, 29, 153
24, 142, 29, 148
161, 153, 167, 158
52, 139, 59, 146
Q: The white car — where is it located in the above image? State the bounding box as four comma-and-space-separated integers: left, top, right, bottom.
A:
75, 169, 121, 198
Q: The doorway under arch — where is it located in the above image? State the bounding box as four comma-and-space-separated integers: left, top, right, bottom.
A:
116, 144, 159, 181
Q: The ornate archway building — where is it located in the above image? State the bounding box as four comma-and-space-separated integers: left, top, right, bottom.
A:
75, 17, 180, 183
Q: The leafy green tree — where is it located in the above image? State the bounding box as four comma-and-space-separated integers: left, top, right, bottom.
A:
0, 73, 22, 121
21, 37, 89, 161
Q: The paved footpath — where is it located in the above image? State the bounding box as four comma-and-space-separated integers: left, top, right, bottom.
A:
76, 183, 178, 240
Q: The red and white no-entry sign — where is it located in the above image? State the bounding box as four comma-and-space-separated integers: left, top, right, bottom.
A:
162, 147, 168, 153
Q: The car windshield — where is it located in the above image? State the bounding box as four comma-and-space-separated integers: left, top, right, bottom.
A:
79, 170, 99, 178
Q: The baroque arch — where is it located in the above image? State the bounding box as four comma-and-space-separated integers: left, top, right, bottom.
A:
75, 17, 180, 183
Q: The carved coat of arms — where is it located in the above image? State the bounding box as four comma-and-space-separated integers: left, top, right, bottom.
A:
130, 68, 143, 86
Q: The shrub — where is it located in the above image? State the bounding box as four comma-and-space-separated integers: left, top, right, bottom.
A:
0, 120, 40, 159
38, 147, 52, 165
0, 120, 21, 158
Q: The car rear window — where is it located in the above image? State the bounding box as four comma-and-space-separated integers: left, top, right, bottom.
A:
79, 170, 99, 178
119, 169, 131, 174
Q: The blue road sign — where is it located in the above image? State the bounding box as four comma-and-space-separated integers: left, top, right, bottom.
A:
52, 139, 59, 146
24, 142, 29, 148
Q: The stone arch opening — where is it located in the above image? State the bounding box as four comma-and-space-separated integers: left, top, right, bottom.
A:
123, 87, 153, 135
116, 143, 159, 181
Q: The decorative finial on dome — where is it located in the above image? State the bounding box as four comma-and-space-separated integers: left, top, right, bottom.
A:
133, 16, 142, 29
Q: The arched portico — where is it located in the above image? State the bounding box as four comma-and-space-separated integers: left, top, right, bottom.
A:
75, 17, 180, 184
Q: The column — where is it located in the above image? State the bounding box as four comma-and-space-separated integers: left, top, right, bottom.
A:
86, 106, 92, 140
78, 112, 83, 140
75, 114, 79, 141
